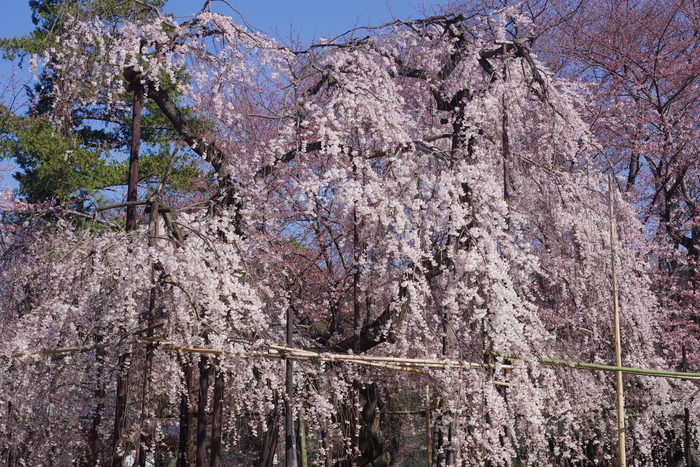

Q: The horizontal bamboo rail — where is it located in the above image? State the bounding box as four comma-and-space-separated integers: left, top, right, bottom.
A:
484, 351, 700, 381
5, 337, 700, 382
267, 344, 514, 371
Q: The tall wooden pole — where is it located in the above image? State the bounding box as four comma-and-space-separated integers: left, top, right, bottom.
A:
137, 200, 160, 467
683, 347, 692, 467
426, 386, 433, 467
112, 69, 143, 467
7, 402, 13, 466
286, 306, 298, 466
126, 71, 142, 231
609, 175, 626, 467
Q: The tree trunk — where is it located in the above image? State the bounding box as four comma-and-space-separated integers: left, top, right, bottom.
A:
138, 342, 154, 467
89, 345, 106, 466
112, 354, 130, 467
357, 383, 390, 467
210, 367, 224, 467
196, 356, 210, 467
258, 409, 279, 467
426, 386, 432, 467
138, 198, 161, 467
177, 359, 194, 467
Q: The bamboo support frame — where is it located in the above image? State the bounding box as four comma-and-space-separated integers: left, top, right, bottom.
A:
610, 175, 627, 467
8, 340, 700, 381
267, 345, 515, 371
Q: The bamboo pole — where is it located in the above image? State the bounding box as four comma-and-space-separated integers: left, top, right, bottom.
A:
10, 340, 700, 382
610, 175, 626, 467
683, 347, 693, 467
299, 413, 308, 467
12, 341, 700, 380
528, 357, 700, 380
267, 345, 515, 370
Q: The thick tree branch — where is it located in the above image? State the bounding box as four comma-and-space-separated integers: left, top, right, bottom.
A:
139, 79, 241, 227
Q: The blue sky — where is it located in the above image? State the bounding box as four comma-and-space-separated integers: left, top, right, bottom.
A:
167, 0, 441, 43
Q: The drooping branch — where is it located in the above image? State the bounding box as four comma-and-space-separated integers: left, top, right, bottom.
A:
254, 141, 323, 179
328, 251, 449, 354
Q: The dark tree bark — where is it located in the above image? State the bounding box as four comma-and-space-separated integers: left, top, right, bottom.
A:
196, 356, 210, 467
357, 383, 391, 467
112, 353, 130, 467
88, 344, 106, 466
210, 366, 224, 467
258, 409, 279, 467
177, 359, 194, 467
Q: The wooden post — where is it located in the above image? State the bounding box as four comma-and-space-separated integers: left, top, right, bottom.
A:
126, 70, 143, 231
426, 386, 433, 467
286, 307, 298, 467
6, 401, 13, 467
138, 200, 159, 467
609, 175, 626, 467
112, 67, 143, 467
684, 346, 692, 467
